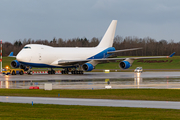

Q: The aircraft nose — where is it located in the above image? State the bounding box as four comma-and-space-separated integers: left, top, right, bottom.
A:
16, 54, 22, 61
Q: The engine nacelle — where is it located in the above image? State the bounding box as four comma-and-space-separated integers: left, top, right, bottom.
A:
11, 60, 20, 68
119, 61, 131, 69
82, 63, 94, 71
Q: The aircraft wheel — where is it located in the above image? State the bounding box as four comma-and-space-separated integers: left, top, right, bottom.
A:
51, 70, 55, 74
28, 71, 33, 75
48, 71, 51, 74
19, 70, 24, 75
80, 70, 84, 74
12, 71, 16, 75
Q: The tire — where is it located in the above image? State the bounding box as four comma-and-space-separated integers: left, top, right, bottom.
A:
48, 71, 51, 74
28, 71, 33, 75
12, 71, 16, 75
52, 70, 55, 74
19, 71, 24, 75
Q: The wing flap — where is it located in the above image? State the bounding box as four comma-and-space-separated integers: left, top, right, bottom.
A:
58, 60, 89, 65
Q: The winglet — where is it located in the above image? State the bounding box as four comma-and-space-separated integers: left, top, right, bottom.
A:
169, 52, 175, 57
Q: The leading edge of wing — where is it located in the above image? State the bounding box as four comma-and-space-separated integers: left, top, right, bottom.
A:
107, 47, 142, 54
57, 52, 175, 65
88, 52, 175, 61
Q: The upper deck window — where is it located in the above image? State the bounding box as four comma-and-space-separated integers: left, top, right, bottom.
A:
23, 46, 31, 49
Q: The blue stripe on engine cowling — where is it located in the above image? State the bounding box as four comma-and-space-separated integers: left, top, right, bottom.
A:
84, 63, 94, 71
12, 60, 20, 68
123, 61, 131, 69
88, 47, 116, 59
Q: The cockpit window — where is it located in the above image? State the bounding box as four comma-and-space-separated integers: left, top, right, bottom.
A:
23, 46, 31, 49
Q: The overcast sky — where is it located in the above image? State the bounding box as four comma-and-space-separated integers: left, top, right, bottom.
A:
0, 0, 180, 43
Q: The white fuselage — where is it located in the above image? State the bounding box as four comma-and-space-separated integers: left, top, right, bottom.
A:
16, 44, 110, 67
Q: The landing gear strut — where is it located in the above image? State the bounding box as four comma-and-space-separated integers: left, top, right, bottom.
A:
48, 68, 55, 74
27, 69, 33, 75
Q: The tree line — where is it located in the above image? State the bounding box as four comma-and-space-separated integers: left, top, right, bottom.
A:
1, 36, 179, 57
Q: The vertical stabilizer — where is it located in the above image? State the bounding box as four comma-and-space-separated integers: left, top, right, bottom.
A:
97, 20, 117, 48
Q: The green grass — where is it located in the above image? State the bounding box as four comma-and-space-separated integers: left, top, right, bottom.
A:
96, 56, 178, 69
1, 56, 180, 70
1, 89, 180, 101
0, 102, 180, 120
1, 57, 15, 68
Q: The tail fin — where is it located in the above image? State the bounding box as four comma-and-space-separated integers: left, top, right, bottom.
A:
97, 20, 117, 48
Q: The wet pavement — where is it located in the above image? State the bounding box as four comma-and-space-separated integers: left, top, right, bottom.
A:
1, 72, 180, 89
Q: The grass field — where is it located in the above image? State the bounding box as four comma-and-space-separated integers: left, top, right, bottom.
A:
96, 56, 179, 69
2, 56, 179, 70
1, 89, 180, 119
1, 89, 180, 101
0, 102, 180, 120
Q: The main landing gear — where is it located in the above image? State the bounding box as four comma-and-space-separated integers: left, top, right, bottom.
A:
47, 68, 84, 75
27, 69, 33, 75
61, 68, 84, 75
48, 68, 55, 74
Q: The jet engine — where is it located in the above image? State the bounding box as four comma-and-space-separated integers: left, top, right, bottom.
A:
119, 61, 131, 69
11, 60, 20, 68
82, 63, 94, 71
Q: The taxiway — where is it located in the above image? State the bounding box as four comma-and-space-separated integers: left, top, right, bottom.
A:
0, 96, 180, 109
1, 72, 180, 89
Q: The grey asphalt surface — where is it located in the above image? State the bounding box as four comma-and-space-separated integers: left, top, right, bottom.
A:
1, 72, 180, 109
1, 72, 180, 81
0, 96, 180, 109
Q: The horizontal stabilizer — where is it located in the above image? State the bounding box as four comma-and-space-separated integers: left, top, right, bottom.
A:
8, 52, 16, 57
169, 52, 175, 57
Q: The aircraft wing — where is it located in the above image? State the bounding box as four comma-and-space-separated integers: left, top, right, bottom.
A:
90, 52, 175, 61
107, 47, 142, 54
57, 52, 175, 65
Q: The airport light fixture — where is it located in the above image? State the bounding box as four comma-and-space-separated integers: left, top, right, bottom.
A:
0, 40, 2, 73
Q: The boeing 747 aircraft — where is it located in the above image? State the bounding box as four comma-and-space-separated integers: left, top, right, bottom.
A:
9, 20, 175, 74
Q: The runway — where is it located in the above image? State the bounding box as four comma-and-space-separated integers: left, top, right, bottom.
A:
0, 72, 180, 89
1, 71, 180, 81
0, 96, 180, 109
1, 72, 180, 89
1, 72, 180, 109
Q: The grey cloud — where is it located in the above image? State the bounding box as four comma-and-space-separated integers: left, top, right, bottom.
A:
0, 0, 180, 43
